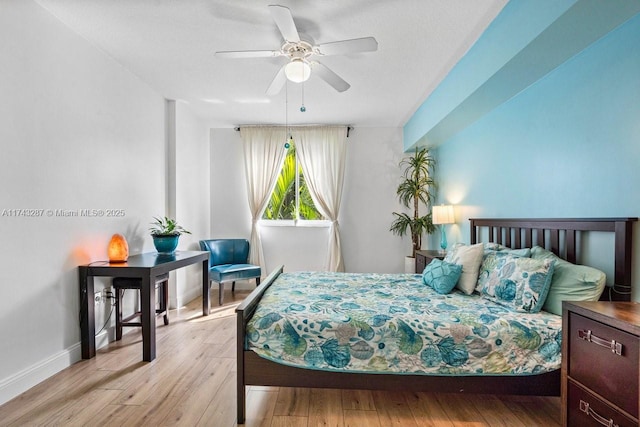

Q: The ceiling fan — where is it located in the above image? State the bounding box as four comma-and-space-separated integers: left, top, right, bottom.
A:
215, 4, 378, 95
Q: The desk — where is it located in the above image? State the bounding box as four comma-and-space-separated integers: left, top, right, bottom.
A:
79, 251, 210, 361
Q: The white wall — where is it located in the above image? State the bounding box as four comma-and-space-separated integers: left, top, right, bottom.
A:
209, 127, 411, 278
0, 1, 208, 404
341, 127, 413, 273
170, 101, 210, 307
209, 129, 252, 240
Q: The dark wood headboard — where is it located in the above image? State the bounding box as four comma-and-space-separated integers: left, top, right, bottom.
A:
469, 218, 637, 301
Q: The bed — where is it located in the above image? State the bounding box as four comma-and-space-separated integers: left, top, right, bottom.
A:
235, 217, 636, 423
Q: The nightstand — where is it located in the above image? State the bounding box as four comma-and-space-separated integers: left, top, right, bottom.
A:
562, 301, 640, 427
415, 249, 444, 274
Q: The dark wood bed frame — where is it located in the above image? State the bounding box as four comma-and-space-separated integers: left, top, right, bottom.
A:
235, 217, 637, 423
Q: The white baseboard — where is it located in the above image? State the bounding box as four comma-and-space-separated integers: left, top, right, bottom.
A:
0, 330, 109, 406
224, 279, 256, 291
176, 284, 203, 308
0, 280, 214, 406
174, 279, 256, 307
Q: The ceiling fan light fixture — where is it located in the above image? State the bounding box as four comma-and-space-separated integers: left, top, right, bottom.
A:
285, 59, 311, 83
218, 5, 377, 93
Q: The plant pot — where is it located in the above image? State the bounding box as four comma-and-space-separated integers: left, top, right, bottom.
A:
404, 256, 416, 274
152, 235, 180, 254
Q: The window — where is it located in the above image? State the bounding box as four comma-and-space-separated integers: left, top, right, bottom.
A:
262, 141, 324, 221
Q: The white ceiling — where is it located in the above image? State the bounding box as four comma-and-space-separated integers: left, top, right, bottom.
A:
36, 0, 507, 128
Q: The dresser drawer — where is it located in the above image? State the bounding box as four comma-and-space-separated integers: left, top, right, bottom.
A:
568, 312, 639, 417
567, 381, 636, 427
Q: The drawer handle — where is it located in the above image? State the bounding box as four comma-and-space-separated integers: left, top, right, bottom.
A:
578, 329, 623, 355
579, 400, 619, 427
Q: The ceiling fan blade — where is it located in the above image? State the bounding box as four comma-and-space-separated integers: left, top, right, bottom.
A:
311, 61, 350, 92
215, 50, 280, 59
317, 37, 378, 56
266, 65, 287, 95
268, 5, 300, 42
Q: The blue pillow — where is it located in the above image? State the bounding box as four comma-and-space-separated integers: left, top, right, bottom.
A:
422, 259, 463, 294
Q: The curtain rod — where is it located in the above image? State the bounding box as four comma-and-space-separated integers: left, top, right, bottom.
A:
234, 125, 353, 137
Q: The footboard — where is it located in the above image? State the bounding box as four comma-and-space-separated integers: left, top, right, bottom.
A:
235, 265, 283, 424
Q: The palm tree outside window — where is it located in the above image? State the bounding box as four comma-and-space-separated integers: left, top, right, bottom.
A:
262, 142, 324, 220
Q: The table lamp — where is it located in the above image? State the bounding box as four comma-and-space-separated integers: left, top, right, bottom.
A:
432, 205, 455, 253
108, 233, 129, 262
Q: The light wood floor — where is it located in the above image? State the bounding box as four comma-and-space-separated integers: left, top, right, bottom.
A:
0, 289, 561, 426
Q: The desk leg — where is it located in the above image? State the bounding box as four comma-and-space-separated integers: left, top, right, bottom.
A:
79, 268, 96, 359
202, 259, 210, 316
140, 274, 156, 362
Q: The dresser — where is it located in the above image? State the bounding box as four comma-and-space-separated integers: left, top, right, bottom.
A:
414, 249, 444, 274
562, 301, 640, 427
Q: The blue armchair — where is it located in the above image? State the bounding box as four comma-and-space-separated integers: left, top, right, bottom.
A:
199, 239, 261, 305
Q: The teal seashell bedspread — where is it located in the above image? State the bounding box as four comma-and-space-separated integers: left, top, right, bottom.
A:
245, 271, 562, 376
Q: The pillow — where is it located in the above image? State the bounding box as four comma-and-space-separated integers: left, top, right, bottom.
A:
476, 251, 522, 293
502, 247, 531, 257
483, 242, 503, 251
422, 259, 463, 294
443, 243, 484, 294
478, 253, 555, 313
531, 246, 606, 315
476, 248, 532, 293
483, 242, 531, 257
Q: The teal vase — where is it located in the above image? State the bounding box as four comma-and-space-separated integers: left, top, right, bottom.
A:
152, 235, 179, 254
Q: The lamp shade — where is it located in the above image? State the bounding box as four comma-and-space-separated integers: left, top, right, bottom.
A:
108, 234, 129, 262
285, 59, 311, 83
432, 205, 455, 225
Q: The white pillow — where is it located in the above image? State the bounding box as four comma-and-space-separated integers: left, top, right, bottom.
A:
443, 243, 484, 294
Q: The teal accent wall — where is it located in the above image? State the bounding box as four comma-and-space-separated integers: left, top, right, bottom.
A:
404, 0, 640, 151
435, 11, 640, 218
429, 11, 640, 294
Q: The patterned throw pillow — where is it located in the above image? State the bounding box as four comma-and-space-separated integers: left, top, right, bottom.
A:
477, 253, 555, 313
482, 242, 532, 258
484, 242, 531, 258
422, 259, 463, 294
476, 250, 530, 293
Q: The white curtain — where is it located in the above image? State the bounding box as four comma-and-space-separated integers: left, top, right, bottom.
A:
240, 126, 287, 271
293, 126, 348, 272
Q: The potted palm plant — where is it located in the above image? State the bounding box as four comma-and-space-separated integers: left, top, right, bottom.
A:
390, 147, 437, 272
149, 216, 191, 254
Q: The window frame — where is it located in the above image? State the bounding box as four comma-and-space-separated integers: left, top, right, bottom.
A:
261, 141, 328, 226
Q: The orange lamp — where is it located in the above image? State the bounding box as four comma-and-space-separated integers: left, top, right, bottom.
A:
108, 234, 129, 263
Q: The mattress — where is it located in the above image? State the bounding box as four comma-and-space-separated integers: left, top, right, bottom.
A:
245, 271, 562, 376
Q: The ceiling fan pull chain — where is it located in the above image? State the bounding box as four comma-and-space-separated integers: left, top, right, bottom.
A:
284, 81, 290, 149
300, 82, 306, 112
